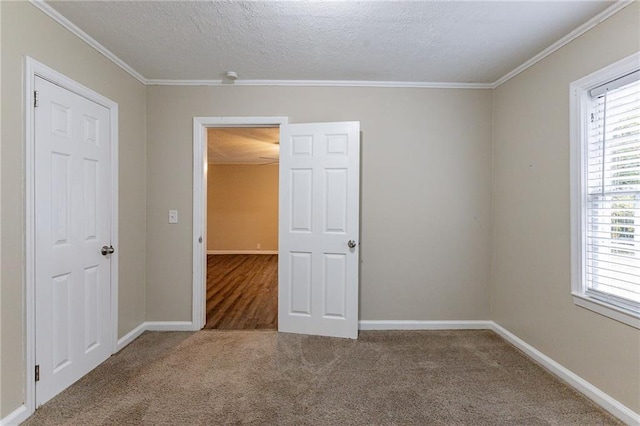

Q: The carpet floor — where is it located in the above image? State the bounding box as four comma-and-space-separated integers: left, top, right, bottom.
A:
24, 330, 622, 425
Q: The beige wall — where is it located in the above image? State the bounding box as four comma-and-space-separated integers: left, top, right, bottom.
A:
491, 3, 640, 413
146, 86, 493, 322
207, 164, 278, 252
3, 0, 637, 420
0, 2, 147, 416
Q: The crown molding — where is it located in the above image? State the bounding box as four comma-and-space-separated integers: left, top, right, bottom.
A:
28, 0, 146, 84
31, 0, 632, 90
146, 79, 493, 89
491, 0, 634, 89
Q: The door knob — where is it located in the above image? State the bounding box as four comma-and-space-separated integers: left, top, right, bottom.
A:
101, 245, 115, 256
347, 240, 357, 249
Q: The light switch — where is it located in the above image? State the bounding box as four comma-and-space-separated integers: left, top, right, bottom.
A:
168, 210, 178, 224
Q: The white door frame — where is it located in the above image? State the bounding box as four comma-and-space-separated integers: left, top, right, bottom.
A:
192, 116, 288, 329
24, 57, 119, 416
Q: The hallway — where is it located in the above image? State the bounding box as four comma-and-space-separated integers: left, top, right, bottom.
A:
205, 254, 278, 329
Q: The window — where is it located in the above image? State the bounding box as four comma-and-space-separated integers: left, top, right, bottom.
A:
570, 52, 640, 329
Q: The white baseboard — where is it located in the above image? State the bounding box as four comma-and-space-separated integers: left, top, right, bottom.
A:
4, 321, 197, 425
207, 250, 278, 255
0, 404, 28, 426
490, 322, 640, 426
358, 320, 493, 330
360, 319, 638, 424
8, 319, 636, 426
115, 321, 195, 352
115, 322, 146, 352
144, 321, 194, 331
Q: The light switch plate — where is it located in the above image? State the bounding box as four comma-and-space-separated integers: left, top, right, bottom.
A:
168, 210, 178, 224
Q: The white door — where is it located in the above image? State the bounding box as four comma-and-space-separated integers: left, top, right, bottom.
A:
34, 76, 112, 405
278, 121, 360, 339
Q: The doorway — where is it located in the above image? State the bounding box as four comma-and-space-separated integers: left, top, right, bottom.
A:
205, 127, 279, 329
191, 117, 288, 330
192, 117, 361, 339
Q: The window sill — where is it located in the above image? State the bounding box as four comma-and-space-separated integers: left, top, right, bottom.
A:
572, 293, 640, 329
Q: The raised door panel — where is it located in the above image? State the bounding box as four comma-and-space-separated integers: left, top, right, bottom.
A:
290, 169, 313, 233
323, 254, 347, 318
51, 273, 72, 373
51, 153, 71, 246
279, 122, 360, 339
324, 169, 348, 234
35, 76, 112, 406
290, 252, 312, 316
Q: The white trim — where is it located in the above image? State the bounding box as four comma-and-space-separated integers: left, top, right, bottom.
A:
27, 0, 631, 90
0, 405, 29, 426
490, 322, 640, 426
144, 321, 194, 331
115, 323, 146, 352
116, 321, 195, 352
193, 117, 288, 332
24, 57, 37, 419
8, 319, 638, 425
358, 320, 493, 330
108, 90, 120, 356
573, 294, 640, 329
569, 51, 640, 102
358, 320, 640, 424
195, 117, 289, 126
209, 162, 279, 166
492, 1, 634, 88
10, 319, 201, 424
207, 250, 278, 255
569, 52, 640, 329
24, 57, 119, 416
147, 79, 492, 89
28, 0, 145, 84
193, 119, 206, 331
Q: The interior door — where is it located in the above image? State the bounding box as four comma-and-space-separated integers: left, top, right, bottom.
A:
34, 76, 112, 405
278, 121, 360, 339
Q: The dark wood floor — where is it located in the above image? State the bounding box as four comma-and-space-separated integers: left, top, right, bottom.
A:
205, 254, 278, 329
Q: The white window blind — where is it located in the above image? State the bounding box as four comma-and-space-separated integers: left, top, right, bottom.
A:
586, 74, 640, 312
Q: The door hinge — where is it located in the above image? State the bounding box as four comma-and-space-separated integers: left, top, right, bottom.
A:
34, 91, 39, 108
35, 365, 40, 382
198, 236, 202, 243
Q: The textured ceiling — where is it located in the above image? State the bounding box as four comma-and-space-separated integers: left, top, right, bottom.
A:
46, 0, 615, 84
208, 127, 280, 164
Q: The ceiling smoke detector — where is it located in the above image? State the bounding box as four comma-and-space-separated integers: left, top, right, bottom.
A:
225, 71, 238, 80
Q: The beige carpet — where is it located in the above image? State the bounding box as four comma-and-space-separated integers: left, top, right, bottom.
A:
24, 330, 622, 425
